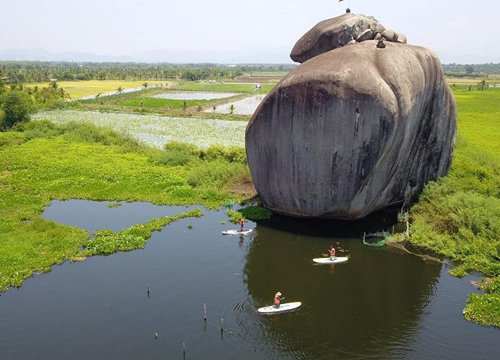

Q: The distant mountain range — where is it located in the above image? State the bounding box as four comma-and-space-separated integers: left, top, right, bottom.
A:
0, 48, 496, 65
0, 47, 294, 64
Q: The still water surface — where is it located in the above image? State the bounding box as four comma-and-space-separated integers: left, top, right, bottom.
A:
0, 200, 497, 359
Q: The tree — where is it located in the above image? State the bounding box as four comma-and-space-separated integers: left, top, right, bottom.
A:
0, 90, 34, 130
465, 65, 474, 75
477, 80, 488, 91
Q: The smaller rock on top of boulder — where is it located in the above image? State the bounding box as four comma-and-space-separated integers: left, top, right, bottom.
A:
290, 13, 408, 63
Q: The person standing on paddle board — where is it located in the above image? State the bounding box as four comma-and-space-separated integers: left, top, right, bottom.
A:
239, 218, 245, 232
274, 292, 284, 308
328, 245, 336, 260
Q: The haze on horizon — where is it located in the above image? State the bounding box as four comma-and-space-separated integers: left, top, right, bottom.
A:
2, 0, 499, 64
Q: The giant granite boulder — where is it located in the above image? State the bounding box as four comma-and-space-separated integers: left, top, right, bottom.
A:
245, 14, 456, 219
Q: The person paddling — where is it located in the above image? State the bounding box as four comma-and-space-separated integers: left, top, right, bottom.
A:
274, 292, 284, 308
239, 218, 245, 232
328, 245, 336, 260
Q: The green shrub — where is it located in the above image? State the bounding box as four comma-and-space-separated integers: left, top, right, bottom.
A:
199, 144, 247, 164
60, 122, 142, 153
155, 141, 198, 166
23, 120, 64, 140
0, 90, 34, 129
187, 160, 246, 188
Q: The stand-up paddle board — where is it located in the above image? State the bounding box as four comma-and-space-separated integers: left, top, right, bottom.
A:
313, 257, 348, 264
257, 302, 302, 314
222, 229, 253, 235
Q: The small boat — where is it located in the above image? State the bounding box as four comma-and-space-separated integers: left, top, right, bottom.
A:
222, 229, 253, 236
313, 256, 349, 264
257, 302, 302, 314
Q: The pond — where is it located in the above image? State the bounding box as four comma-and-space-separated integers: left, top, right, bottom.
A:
0, 200, 497, 359
207, 95, 265, 115
77, 84, 166, 100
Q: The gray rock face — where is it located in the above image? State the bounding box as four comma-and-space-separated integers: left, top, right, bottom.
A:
246, 40, 457, 219
290, 13, 407, 63
291, 14, 381, 63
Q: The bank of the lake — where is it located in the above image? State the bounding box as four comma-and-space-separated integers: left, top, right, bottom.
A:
393, 88, 500, 327
0, 121, 251, 291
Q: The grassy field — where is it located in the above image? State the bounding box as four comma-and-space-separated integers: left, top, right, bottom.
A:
400, 87, 500, 327
0, 121, 251, 292
446, 77, 500, 86
167, 81, 274, 93
25, 80, 167, 99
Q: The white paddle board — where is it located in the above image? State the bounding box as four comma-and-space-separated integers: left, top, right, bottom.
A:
257, 302, 302, 314
222, 229, 253, 235
313, 257, 348, 264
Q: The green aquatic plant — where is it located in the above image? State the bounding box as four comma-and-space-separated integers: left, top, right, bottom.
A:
84, 209, 202, 256
226, 209, 242, 224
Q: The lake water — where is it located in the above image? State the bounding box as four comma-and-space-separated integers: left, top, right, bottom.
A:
0, 200, 497, 359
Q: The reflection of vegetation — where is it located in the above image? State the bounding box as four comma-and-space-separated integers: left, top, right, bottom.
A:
84, 209, 202, 256
400, 88, 500, 327
105, 201, 122, 208
0, 122, 249, 292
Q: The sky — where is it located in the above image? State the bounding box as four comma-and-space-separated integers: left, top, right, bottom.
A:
2, 0, 500, 63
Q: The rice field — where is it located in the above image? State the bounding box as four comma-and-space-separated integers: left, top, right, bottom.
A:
25, 80, 168, 99
151, 91, 239, 100
33, 110, 247, 148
